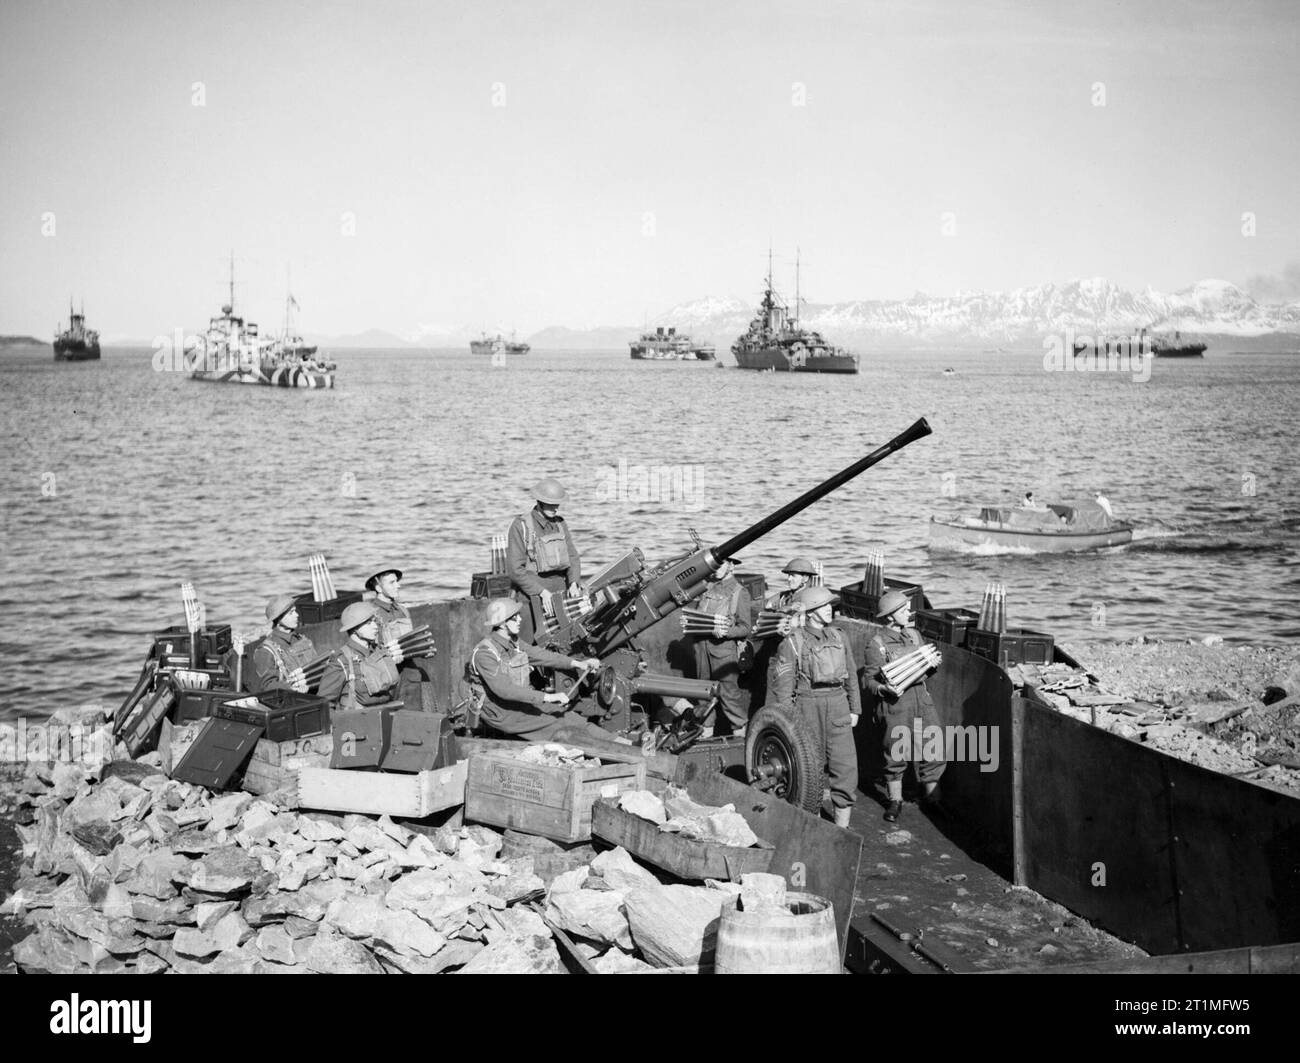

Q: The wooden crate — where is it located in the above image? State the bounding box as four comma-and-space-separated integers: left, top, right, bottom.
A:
464, 749, 647, 843
591, 797, 775, 882
249, 734, 334, 766
240, 751, 332, 797
296, 761, 468, 818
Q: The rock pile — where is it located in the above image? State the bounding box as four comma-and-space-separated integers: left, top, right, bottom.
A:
2, 756, 742, 974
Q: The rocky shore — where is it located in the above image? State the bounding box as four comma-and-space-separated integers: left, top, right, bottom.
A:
2, 639, 1297, 973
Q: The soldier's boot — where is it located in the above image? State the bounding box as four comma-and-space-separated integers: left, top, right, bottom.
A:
883, 780, 904, 823
920, 780, 944, 815
833, 805, 852, 829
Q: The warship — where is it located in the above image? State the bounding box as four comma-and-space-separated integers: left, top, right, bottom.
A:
52, 301, 101, 361
629, 326, 716, 361
732, 253, 859, 374
470, 332, 530, 356
188, 256, 335, 389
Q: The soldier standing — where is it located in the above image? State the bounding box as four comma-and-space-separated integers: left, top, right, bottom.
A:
862, 589, 945, 823
507, 478, 582, 642
690, 556, 753, 738
365, 562, 436, 711
766, 556, 818, 611
468, 598, 607, 741
769, 586, 860, 829
317, 601, 402, 711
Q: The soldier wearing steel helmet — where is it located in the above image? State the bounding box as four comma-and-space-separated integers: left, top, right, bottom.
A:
316, 601, 402, 711
467, 598, 607, 741
365, 562, 436, 711
507, 478, 583, 642
249, 594, 316, 695
766, 556, 819, 612
769, 585, 861, 829
863, 589, 945, 823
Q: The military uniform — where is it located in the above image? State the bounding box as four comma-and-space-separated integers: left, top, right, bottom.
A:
316, 642, 401, 711
249, 628, 316, 695
692, 576, 754, 733
372, 596, 436, 711
507, 507, 582, 642
863, 625, 945, 786
468, 632, 607, 742
770, 625, 861, 812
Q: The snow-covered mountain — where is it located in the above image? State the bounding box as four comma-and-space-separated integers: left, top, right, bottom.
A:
277, 278, 1300, 350
533, 279, 1300, 349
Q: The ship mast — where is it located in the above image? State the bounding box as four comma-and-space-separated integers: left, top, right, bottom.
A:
795, 248, 801, 328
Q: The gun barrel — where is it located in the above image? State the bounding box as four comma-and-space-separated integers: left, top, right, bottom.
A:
712, 417, 931, 562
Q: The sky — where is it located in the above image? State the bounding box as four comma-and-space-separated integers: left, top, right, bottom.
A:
2, 0, 1298, 338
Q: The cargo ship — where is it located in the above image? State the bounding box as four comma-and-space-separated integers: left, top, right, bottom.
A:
1150, 330, 1206, 358
52, 302, 101, 361
629, 326, 716, 361
732, 254, 859, 374
470, 332, 530, 356
1073, 327, 1205, 360
188, 256, 335, 389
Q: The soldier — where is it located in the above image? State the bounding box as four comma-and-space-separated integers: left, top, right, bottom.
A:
507, 478, 582, 642
862, 589, 945, 823
365, 562, 436, 711
769, 586, 861, 829
316, 601, 401, 711
766, 556, 819, 611
691, 556, 753, 738
468, 598, 607, 741
249, 594, 316, 694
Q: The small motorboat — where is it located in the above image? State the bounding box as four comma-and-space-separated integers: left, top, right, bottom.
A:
929, 499, 1133, 552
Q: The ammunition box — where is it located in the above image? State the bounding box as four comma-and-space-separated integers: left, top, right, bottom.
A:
214, 689, 330, 742
915, 607, 981, 647
966, 626, 1055, 668
837, 578, 925, 621
293, 590, 365, 625
381, 711, 453, 773
470, 572, 513, 599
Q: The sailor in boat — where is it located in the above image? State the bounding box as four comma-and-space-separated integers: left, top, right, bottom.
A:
366, 562, 436, 711
1094, 490, 1114, 520
466, 597, 607, 741
316, 602, 402, 711
507, 478, 583, 642
863, 590, 945, 823
248, 594, 316, 694
689, 556, 754, 739
769, 586, 861, 829
1020, 490, 1046, 510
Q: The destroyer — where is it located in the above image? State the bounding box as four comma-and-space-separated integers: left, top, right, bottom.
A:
629, 326, 716, 361
53, 301, 100, 361
731, 253, 858, 374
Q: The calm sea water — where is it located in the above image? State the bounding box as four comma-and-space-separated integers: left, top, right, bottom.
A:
2, 344, 1298, 721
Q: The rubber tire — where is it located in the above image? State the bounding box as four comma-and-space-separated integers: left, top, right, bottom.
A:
745, 704, 824, 813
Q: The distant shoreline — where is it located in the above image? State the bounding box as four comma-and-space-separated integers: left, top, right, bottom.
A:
0, 336, 46, 348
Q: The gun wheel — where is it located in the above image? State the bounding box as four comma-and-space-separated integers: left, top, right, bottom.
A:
745, 704, 824, 813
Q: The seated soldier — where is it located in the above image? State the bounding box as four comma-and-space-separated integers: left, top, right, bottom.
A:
249, 594, 316, 694
468, 597, 609, 743
317, 601, 401, 711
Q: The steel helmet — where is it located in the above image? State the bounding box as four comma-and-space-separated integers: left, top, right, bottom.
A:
781, 557, 818, 576
365, 563, 403, 590
876, 589, 911, 620
794, 586, 838, 612
484, 597, 522, 628
265, 594, 297, 624
530, 478, 567, 505
339, 601, 378, 632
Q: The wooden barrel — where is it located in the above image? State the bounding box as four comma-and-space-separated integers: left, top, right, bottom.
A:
714, 892, 841, 974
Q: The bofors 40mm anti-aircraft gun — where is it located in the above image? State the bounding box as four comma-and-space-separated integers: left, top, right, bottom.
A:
536, 417, 933, 769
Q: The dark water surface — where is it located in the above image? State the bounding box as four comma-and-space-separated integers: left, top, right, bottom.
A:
2, 344, 1297, 721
